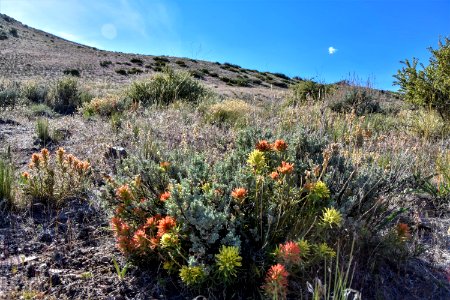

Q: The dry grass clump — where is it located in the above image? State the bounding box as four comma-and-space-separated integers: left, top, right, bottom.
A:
204, 98, 255, 127
82, 94, 131, 117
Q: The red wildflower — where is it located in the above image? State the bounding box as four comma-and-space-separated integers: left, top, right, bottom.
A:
270, 171, 279, 180
278, 241, 301, 265
157, 216, 177, 237
160, 191, 171, 202
256, 140, 272, 151
144, 214, 162, 229
132, 229, 149, 250
116, 184, 134, 201
272, 139, 288, 152
277, 161, 294, 174
262, 264, 289, 299
22, 172, 30, 180
231, 188, 247, 201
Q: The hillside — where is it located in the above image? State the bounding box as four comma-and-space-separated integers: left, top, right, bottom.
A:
1, 13, 449, 300
0, 13, 299, 93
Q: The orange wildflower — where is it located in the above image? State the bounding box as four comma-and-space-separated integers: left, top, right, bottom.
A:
277, 161, 294, 174
272, 139, 288, 152
22, 171, 30, 180
270, 171, 279, 180
116, 184, 134, 201
231, 188, 247, 201
160, 191, 171, 202
56, 147, 65, 163
40, 148, 50, 163
256, 140, 272, 152
278, 241, 301, 265
157, 216, 177, 237
144, 214, 162, 229
160, 161, 171, 169
262, 264, 289, 299
132, 229, 149, 250
30, 153, 41, 168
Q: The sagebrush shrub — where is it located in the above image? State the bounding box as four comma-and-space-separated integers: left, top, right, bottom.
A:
48, 77, 82, 114
21, 148, 91, 205
35, 118, 51, 144
127, 68, 208, 106
21, 81, 48, 103
0, 80, 20, 108
288, 80, 330, 105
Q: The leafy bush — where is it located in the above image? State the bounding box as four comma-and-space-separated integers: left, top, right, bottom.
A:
399, 108, 448, 139
394, 37, 450, 119
329, 88, 381, 116
100, 60, 112, 67
288, 80, 330, 105
127, 68, 208, 106
28, 104, 56, 117
48, 77, 82, 114
0, 31, 7, 40
9, 27, 18, 37
127, 67, 143, 75
0, 158, 14, 209
116, 69, 128, 76
175, 60, 187, 67
82, 94, 131, 117
20, 148, 91, 206
63, 69, 81, 77
204, 99, 253, 127
130, 58, 143, 65
21, 81, 48, 103
0, 80, 20, 108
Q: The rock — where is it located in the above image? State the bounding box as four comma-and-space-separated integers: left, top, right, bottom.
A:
27, 264, 36, 278
105, 146, 127, 159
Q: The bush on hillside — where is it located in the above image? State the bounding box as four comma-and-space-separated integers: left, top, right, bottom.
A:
48, 77, 82, 114
127, 68, 208, 106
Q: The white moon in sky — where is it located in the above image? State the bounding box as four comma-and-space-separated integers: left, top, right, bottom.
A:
101, 24, 117, 39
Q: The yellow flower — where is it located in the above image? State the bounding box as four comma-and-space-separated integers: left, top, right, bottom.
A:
160, 233, 179, 248
308, 180, 330, 201
179, 265, 205, 286
247, 149, 266, 173
321, 207, 342, 228
215, 245, 242, 281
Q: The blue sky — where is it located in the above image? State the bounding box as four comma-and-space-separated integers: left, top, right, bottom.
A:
1, 0, 449, 90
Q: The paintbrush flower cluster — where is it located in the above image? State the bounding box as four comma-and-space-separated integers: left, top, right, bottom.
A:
21, 147, 91, 205
107, 138, 351, 297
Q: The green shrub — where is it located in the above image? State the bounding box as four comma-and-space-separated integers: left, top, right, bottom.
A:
394, 37, 450, 119
288, 80, 330, 105
130, 58, 143, 65
0, 80, 20, 108
116, 69, 128, 76
48, 77, 82, 114
0, 31, 7, 40
127, 67, 143, 75
127, 68, 208, 106
175, 60, 187, 67
9, 28, 18, 37
35, 118, 51, 145
28, 104, 56, 117
0, 158, 14, 209
329, 88, 381, 116
63, 69, 81, 77
153, 56, 170, 63
100, 60, 112, 67
22, 81, 48, 103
